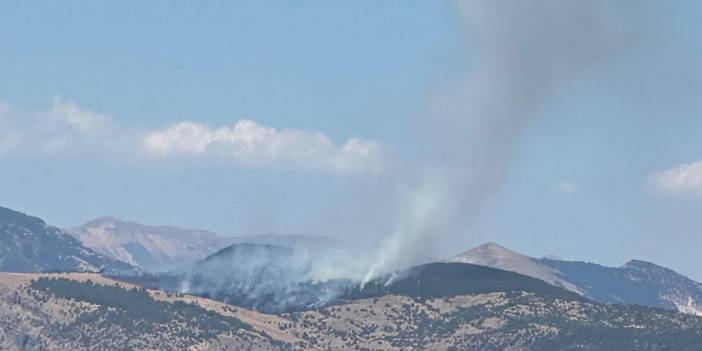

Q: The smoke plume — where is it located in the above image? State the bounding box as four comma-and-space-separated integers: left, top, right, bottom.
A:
162, 1, 677, 307
363, 0, 667, 277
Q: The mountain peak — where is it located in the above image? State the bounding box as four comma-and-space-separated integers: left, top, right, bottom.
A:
622, 259, 662, 269
477, 242, 510, 250
459, 242, 521, 256
620, 259, 697, 284
87, 215, 119, 223
80, 216, 120, 228
448, 242, 584, 295
450, 242, 519, 262
620, 259, 678, 276
449, 242, 524, 264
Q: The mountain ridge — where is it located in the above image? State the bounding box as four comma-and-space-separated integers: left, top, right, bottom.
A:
447, 242, 584, 294
450, 242, 702, 316
69, 217, 226, 272
69, 217, 337, 272
0, 206, 137, 275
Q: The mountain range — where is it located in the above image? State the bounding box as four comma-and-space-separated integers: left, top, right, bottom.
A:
2, 205, 702, 350
449, 242, 702, 316
69, 217, 333, 272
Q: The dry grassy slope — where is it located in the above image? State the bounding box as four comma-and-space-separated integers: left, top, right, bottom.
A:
284, 292, 702, 350
281, 293, 513, 350
0, 273, 291, 351
1, 273, 702, 351
0, 273, 511, 350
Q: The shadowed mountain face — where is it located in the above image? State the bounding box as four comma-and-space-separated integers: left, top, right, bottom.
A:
450, 242, 702, 316
346, 262, 583, 301
540, 258, 702, 315
0, 206, 137, 275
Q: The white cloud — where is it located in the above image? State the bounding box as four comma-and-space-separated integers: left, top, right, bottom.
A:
555, 180, 581, 195
0, 97, 390, 176
0, 97, 114, 156
142, 120, 389, 175
48, 95, 109, 133
649, 160, 702, 196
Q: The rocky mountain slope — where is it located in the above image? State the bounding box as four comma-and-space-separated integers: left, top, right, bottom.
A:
69, 217, 225, 272
0, 207, 136, 275
448, 243, 583, 294
450, 242, 702, 316
70, 217, 334, 272
2, 266, 702, 350
542, 257, 702, 316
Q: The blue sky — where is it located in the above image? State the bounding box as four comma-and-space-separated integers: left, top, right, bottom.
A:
2, 1, 702, 280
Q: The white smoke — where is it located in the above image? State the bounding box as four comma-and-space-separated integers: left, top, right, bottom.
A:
360, 0, 671, 278
139, 2, 682, 305
43, 1, 681, 309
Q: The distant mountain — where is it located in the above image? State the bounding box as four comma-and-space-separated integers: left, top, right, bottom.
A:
541, 257, 702, 316
69, 217, 226, 272
0, 206, 136, 274
448, 242, 584, 294
70, 217, 335, 272
449, 242, 702, 316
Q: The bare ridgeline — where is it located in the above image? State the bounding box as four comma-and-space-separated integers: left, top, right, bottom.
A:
2, 205, 702, 350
